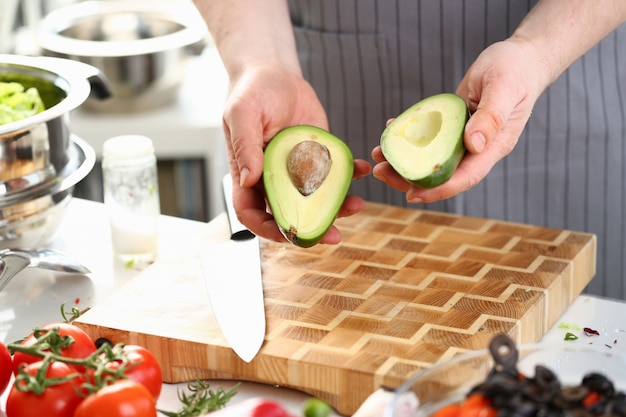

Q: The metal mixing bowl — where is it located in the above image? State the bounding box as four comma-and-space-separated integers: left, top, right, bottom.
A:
38, 0, 210, 113
0, 54, 108, 248
0, 136, 95, 249
0, 54, 108, 197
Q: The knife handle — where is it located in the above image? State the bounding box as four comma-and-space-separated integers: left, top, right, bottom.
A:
222, 174, 256, 241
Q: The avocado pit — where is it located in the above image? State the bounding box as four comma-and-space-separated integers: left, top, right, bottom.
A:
287, 140, 332, 196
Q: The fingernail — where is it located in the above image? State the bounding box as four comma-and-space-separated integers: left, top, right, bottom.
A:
470, 132, 486, 152
239, 167, 249, 187
407, 196, 423, 204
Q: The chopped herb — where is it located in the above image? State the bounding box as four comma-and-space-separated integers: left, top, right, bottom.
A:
558, 322, 581, 331
583, 327, 600, 336
564, 332, 579, 341
159, 380, 239, 417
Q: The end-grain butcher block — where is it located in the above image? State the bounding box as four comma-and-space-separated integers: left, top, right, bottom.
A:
74, 202, 596, 415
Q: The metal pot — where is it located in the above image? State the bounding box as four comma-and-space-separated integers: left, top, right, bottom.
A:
0, 53, 109, 201
38, 0, 209, 113
0, 54, 109, 248
0, 136, 95, 249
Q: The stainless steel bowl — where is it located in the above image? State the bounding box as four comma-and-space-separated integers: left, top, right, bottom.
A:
0, 54, 109, 201
0, 54, 107, 248
38, 0, 209, 113
0, 135, 95, 249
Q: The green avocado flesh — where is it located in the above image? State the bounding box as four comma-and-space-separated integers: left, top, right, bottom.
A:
380, 93, 469, 188
263, 125, 354, 248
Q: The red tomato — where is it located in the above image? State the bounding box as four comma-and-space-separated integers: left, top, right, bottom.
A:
0, 341, 13, 395
6, 360, 85, 417
583, 391, 602, 408
252, 401, 293, 417
73, 379, 156, 417
100, 345, 163, 399
13, 323, 96, 375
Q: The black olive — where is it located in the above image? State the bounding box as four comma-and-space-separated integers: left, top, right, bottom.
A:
94, 337, 114, 348
609, 392, 626, 417
563, 409, 594, 417
503, 394, 541, 416
489, 333, 519, 371
559, 386, 590, 406
534, 365, 560, 391
582, 373, 615, 397
481, 371, 521, 398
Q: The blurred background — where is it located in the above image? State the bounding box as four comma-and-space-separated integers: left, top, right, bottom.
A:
1, 0, 229, 222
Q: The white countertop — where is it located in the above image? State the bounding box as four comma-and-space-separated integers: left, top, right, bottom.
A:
1, 198, 625, 416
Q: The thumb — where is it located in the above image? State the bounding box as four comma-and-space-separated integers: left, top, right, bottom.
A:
461, 84, 517, 155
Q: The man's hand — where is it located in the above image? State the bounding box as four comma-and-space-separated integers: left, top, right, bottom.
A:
372, 39, 543, 203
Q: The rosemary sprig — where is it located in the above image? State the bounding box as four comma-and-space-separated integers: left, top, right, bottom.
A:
159, 380, 240, 417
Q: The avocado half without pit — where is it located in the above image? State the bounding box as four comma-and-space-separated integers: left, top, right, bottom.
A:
380, 93, 469, 188
263, 125, 354, 248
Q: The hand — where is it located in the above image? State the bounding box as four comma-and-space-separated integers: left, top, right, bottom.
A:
372, 38, 548, 203
223, 64, 371, 243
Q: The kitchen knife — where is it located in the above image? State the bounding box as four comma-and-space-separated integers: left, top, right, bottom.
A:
200, 174, 265, 362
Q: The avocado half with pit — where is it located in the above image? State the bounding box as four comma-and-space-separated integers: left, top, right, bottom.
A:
381, 93, 469, 188
263, 125, 353, 248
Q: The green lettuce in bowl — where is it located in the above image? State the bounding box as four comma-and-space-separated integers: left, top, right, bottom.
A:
0, 81, 45, 126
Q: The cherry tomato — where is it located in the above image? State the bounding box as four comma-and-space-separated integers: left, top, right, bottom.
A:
0, 341, 13, 395
73, 379, 156, 417
252, 400, 294, 417
13, 322, 96, 374
6, 360, 86, 417
101, 345, 163, 399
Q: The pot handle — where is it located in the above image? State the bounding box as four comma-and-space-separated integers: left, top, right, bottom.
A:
86, 70, 113, 100
40, 56, 112, 100
74, 63, 112, 100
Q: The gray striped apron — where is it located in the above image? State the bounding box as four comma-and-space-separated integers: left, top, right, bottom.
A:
289, 0, 626, 299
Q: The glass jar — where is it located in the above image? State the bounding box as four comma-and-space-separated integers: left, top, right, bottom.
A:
102, 135, 160, 264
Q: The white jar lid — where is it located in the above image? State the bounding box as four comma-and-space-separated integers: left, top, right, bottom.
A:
102, 135, 155, 161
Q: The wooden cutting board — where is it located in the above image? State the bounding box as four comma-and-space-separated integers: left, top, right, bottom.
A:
74, 202, 596, 415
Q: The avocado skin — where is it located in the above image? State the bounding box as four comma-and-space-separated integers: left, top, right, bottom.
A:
263, 125, 354, 248
410, 130, 467, 188
381, 93, 469, 189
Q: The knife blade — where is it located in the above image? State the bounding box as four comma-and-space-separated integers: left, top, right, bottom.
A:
200, 174, 265, 362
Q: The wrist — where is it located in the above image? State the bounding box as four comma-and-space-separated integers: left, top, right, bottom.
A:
224, 51, 302, 86
506, 34, 555, 91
